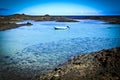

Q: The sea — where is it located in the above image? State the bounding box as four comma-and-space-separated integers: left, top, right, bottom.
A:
0, 17, 120, 79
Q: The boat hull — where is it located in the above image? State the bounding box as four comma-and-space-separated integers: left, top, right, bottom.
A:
54, 26, 69, 30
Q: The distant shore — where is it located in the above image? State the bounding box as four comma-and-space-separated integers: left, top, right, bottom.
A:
0, 14, 78, 31
0, 14, 120, 31
33, 47, 120, 80
84, 16, 120, 24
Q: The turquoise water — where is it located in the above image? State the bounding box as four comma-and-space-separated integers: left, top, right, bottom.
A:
0, 20, 120, 79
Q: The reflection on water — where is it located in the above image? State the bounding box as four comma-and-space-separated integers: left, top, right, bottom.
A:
0, 20, 120, 79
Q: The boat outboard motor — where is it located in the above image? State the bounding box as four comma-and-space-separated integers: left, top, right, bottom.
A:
67, 26, 70, 29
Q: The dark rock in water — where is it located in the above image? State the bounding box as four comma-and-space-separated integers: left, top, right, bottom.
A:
4, 56, 10, 59
33, 47, 120, 80
26, 22, 32, 25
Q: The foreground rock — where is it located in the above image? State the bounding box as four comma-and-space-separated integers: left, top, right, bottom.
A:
33, 47, 120, 80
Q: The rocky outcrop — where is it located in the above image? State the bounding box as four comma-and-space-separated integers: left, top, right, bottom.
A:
33, 47, 120, 80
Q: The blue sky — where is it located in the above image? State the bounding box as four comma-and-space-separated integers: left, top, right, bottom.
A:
0, 0, 120, 15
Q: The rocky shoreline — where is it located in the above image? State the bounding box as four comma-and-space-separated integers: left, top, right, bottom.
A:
0, 14, 77, 31
33, 47, 120, 80
0, 14, 120, 31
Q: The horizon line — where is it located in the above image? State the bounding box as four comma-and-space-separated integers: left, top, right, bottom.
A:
0, 13, 120, 16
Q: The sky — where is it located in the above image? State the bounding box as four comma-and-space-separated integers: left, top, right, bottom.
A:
0, 0, 120, 15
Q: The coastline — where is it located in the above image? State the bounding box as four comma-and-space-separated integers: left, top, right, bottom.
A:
75, 16, 120, 24
0, 14, 120, 31
0, 14, 77, 31
33, 47, 120, 80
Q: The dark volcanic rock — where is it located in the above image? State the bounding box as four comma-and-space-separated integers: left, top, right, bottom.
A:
33, 47, 120, 80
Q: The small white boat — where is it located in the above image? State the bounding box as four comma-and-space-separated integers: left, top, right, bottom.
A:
54, 26, 70, 30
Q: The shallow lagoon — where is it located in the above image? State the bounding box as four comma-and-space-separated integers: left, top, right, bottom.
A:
0, 20, 120, 79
